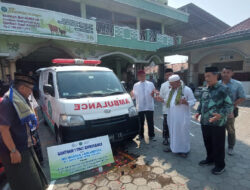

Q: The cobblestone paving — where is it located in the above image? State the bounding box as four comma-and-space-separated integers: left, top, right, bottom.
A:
47, 103, 250, 190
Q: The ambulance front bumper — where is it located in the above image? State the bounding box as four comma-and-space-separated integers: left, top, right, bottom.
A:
60, 115, 140, 143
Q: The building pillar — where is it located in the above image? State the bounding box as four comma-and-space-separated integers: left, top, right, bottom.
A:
188, 62, 199, 86
80, 0, 86, 19
136, 17, 140, 31
9, 60, 16, 81
116, 60, 122, 80
158, 64, 165, 82
112, 12, 115, 24
161, 23, 165, 34
188, 62, 193, 84
187, 54, 194, 85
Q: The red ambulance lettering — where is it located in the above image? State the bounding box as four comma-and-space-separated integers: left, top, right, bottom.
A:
81, 104, 88, 110
108, 101, 114, 107
114, 100, 119, 106
96, 102, 102, 108
103, 102, 108, 108
74, 104, 80, 110
89, 103, 95, 109
74, 99, 130, 110
119, 99, 125, 105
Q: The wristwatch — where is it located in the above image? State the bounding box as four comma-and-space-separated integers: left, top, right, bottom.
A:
10, 148, 16, 153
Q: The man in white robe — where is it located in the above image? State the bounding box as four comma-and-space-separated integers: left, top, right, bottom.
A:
157, 74, 196, 157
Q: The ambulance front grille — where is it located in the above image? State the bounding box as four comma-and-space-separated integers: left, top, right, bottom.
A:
89, 115, 127, 127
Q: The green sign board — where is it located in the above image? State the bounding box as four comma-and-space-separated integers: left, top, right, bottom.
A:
0, 2, 97, 43
47, 135, 114, 180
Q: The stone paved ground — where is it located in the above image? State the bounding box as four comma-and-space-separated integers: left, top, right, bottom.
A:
48, 101, 250, 190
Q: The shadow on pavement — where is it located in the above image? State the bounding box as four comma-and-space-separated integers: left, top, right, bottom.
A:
128, 105, 250, 190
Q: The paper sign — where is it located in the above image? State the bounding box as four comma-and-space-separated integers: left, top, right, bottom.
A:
47, 135, 114, 180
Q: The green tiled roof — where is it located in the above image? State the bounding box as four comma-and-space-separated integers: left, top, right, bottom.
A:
157, 29, 250, 55
113, 0, 189, 23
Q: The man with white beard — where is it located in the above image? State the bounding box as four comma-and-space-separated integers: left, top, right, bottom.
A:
156, 74, 196, 157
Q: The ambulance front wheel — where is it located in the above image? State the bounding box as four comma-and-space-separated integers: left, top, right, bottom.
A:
55, 125, 63, 144
44, 119, 48, 126
124, 135, 137, 143
42, 112, 48, 126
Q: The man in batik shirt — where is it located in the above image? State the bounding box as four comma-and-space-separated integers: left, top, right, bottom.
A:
195, 67, 233, 175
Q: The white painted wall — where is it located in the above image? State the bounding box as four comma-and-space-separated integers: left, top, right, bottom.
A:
242, 82, 250, 99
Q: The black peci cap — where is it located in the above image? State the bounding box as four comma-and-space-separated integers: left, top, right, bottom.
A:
205, 66, 218, 73
165, 68, 173, 73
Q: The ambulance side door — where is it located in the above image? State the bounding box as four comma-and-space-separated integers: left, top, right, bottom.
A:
46, 71, 57, 129
40, 71, 49, 116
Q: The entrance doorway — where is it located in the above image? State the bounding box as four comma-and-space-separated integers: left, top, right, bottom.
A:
16, 46, 73, 73
100, 54, 135, 91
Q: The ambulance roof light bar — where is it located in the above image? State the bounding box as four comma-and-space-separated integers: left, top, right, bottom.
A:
52, 59, 101, 66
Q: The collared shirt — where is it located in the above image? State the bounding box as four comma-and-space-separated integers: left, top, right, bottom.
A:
197, 82, 234, 127
219, 79, 246, 102
160, 81, 171, 114
0, 97, 30, 155
28, 93, 39, 110
133, 80, 155, 112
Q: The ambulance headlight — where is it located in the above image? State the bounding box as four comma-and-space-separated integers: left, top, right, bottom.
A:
128, 106, 138, 117
59, 115, 85, 126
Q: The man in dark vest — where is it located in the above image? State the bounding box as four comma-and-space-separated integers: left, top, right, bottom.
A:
0, 73, 47, 190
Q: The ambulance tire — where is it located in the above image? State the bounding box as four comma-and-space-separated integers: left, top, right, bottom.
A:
43, 119, 48, 126
124, 135, 136, 143
42, 112, 48, 126
55, 125, 63, 144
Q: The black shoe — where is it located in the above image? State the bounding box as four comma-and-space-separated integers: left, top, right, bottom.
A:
211, 167, 225, 175
163, 147, 172, 153
162, 139, 169, 145
199, 160, 214, 166
149, 136, 156, 141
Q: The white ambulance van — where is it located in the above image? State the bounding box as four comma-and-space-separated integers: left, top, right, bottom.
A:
37, 59, 139, 143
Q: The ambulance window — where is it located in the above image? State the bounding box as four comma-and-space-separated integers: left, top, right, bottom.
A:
48, 72, 55, 97
57, 71, 125, 98
48, 73, 54, 87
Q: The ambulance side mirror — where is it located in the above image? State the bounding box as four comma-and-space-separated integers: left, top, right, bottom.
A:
121, 81, 127, 91
43, 84, 54, 97
121, 81, 126, 88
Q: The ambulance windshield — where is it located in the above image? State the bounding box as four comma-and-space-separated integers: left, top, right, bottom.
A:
57, 71, 125, 98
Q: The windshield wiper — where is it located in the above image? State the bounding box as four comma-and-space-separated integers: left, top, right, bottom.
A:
89, 93, 106, 97
64, 94, 88, 99
105, 92, 124, 96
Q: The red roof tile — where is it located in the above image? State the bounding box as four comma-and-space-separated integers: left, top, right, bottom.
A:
222, 18, 250, 34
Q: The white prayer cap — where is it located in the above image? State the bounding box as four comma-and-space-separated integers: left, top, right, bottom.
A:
169, 74, 180, 82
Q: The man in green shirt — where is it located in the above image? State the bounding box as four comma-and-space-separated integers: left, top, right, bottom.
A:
195, 67, 233, 175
